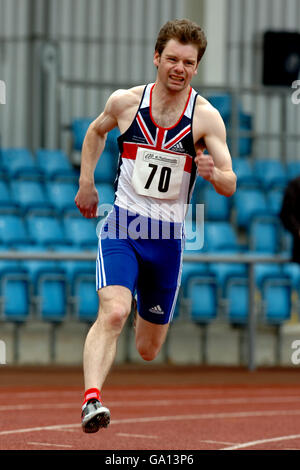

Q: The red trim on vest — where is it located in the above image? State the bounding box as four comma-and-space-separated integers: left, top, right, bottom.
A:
121, 142, 192, 174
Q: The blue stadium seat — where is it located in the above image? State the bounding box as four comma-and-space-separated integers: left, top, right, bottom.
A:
232, 158, 259, 188
15, 245, 68, 322
206, 94, 252, 156
233, 188, 269, 229
203, 221, 240, 252
0, 247, 29, 321
63, 215, 98, 248
0, 214, 31, 246
52, 245, 95, 284
0, 148, 43, 180
206, 94, 232, 120
225, 277, 249, 325
45, 181, 78, 214
53, 242, 98, 322
10, 180, 53, 214
286, 161, 300, 181
94, 150, 117, 183
253, 159, 287, 189
16, 244, 60, 284
267, 188, 284, 216
209, 261, 247, 296
282, 263, 300, 289
105, 127, 120, 155
96, 182, 115, 207
261, 278, 292, 325
37, 275, 68, 321
71, 118, 93, 151
73, 274, 98, 322
186, 275, 218, 324
0, 180, 19, 212
254, 262, 284, 289
25, 214, 67, 247
202, 185, 231, 221
0, 272, 30, 321
71, 118, 120, 156
249, 217, 281, 253
235, 113, 252, 156
180, 260, 209, 296
281, 229, 293, 254
36, 149, 77, 181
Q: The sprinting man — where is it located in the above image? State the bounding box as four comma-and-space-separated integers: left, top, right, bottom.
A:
75, 18, 237, 433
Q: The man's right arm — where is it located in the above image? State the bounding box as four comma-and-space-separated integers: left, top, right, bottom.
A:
75, 91, 123, 218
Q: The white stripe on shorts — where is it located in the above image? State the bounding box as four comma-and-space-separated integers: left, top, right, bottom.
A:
96, 238, 107, 290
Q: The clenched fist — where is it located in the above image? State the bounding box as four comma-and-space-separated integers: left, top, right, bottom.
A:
75, 182, 99, 218
194, 150, 215, 181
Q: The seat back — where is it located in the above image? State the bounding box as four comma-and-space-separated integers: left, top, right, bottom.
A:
26, 215, 66, 246
204, 221, 239, 252
63, 215, 98, 248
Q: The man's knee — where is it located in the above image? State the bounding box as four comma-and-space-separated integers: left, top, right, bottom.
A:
98, 294, 131, 333
136, 337, 163, 362
135, 319, 169, 361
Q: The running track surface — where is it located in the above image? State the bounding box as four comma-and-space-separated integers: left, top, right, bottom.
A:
1, 364, 300, 451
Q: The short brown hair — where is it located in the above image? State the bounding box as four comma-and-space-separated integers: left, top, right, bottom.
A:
155, 19, 207, 63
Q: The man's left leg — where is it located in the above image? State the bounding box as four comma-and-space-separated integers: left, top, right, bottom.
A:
135, 315, 169, 361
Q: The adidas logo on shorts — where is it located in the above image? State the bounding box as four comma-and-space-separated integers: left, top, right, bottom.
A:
149, 305, 164, 314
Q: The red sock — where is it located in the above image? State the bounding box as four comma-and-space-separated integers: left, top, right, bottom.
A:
82, 388, 101, 407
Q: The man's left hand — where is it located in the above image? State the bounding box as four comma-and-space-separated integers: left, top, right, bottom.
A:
194, 150, 215, 181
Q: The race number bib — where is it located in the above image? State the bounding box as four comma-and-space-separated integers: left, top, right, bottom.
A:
131, 148, 185, 200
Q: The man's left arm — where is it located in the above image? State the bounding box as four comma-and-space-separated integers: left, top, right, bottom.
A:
195, 108, 237, 197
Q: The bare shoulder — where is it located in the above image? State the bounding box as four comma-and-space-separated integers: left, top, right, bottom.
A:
108, 85, 145, 116
195, 95, 223, 122
194, 94, 226, 136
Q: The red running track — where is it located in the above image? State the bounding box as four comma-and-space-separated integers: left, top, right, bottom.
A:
1, 365, 300, 451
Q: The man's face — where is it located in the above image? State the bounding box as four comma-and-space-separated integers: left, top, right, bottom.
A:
153, 39, 199, 92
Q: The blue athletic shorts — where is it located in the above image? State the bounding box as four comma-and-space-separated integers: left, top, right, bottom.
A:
96, 205, 184, 325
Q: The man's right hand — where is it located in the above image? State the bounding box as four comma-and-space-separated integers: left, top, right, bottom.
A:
75, 182, 99, 218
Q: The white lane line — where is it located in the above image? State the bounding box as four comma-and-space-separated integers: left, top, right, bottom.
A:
27, 441, 73, 449
1, 409, 300, 436
221, 434, 300, 450
200, 440, 241, 446
117, 433, 158, 439
1, 395, 300, 412
0, 424, 79, 436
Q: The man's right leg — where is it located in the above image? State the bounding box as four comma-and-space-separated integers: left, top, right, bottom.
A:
81, 284, 132, 432
83, 284, 132, 390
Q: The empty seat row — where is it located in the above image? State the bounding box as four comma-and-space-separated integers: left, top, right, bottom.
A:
0, 148, 78, 181
0, 214, 100, 248
0, 144, 119, 184
185, 218, 285, 254
1, 248, 296, 326
0, 180, 115, 215
178, 260, 296, 327
0, 211, 285, 256
233, 157, 300, 190
191, 179, 285, 226
0, 259, 97, 323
